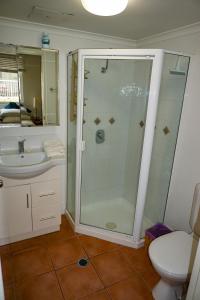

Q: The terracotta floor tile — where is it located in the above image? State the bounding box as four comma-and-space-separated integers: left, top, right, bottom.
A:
47, 237, 87, 269
61, 214, 72, 227
12, 246, 53, 281
0, 214, 159, 300
140, 268, 160, 290
15, 271, 64, 300
41, 222, 75, 244
1, 254, 15, 285
57, 263, 104, 299
81, 289, 111, 300
120, 247, 152, 273
10, 236, 45, 253
107, 276, 153, 300
120, 246, 142, 258
91, 250, 133, 287
79, 235, 119, 257
4, 284, 15, 300
120, 246, 160, 289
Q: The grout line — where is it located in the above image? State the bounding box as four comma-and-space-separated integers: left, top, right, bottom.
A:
77, 236, 121, 259
89, 258, 106, 289
89, 252, 134, 291
78, 288, 112, 300
54, 270, 66, 300
90, 249, 149, 292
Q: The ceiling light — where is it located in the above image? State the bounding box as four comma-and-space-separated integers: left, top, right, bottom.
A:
81, 0, 128, 16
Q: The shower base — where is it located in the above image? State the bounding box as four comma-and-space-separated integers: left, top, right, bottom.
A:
80, 197, 153, 237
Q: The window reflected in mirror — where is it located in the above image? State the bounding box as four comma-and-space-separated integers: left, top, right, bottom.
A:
0, 44, 20, 125
0, 43, 59, 127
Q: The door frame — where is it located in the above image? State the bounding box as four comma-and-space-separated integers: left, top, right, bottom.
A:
74, 49, 164, 248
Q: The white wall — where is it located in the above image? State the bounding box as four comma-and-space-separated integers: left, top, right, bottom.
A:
138, 24, 200, 232
0, 17, 136, 212
1, 17, 200, 231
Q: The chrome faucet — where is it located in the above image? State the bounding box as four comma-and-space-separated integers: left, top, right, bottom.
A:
18, 139, 26, 154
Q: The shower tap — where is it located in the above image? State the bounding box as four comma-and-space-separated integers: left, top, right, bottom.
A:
96, 129, 105, 144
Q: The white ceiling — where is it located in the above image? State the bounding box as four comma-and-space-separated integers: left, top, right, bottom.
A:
0, 0, 200, 40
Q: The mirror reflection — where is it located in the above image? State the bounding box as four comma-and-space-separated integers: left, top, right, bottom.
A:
0, 43, 59, 127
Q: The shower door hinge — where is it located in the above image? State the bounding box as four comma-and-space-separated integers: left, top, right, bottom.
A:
81, 140, 86, 151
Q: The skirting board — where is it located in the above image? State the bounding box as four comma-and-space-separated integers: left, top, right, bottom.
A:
0, 225, 60, 246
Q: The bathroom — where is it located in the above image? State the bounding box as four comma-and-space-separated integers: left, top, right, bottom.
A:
0, 0, 200, 299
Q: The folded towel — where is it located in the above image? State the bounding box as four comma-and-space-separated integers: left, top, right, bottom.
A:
43, 139, 63, 148
43, 139, 65, 159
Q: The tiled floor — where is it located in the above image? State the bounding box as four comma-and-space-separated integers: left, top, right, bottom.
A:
0, 215, 160, 300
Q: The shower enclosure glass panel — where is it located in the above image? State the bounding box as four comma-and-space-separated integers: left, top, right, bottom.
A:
80, 58, 152, 235
67, 53, 78, 220
142, 54, 190, 236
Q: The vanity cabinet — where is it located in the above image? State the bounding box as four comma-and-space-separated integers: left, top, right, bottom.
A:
0, 167, 61, 245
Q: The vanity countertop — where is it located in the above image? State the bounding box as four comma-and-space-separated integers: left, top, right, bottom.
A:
0, 260, 4, 300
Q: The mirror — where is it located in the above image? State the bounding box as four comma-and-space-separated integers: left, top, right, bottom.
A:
0, 43, 59, 127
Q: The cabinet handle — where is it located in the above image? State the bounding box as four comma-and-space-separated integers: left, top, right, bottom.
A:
26, 194, 29, 208
39, 192, 56, 197
40, 216, 56, 221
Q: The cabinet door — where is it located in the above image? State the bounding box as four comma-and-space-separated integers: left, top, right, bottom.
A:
4, 185, 32, 237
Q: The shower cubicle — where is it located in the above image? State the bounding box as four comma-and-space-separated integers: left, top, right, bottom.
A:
66, 49, 189, 248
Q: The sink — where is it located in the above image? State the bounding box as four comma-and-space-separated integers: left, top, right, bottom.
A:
0, 152, 47, 167
0, 150, 65, 179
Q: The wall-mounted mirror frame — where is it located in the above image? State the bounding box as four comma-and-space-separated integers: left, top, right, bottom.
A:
0, 43, 59, 127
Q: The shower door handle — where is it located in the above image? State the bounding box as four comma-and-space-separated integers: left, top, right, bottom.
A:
81, 141, 86, 151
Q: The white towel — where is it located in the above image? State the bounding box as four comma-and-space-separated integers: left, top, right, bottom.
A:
43, 139, 63, 148
43, 139, 65, 159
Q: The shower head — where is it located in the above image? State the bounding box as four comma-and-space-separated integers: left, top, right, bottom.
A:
101, 59, 109, 73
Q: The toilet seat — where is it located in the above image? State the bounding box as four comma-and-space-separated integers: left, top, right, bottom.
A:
149, 231, 193, 281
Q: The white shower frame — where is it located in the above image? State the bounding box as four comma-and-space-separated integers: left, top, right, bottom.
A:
67, 49, 166, 248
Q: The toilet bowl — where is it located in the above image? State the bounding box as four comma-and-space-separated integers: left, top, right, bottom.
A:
148, 183, 200, 300
149, 231, 193, 300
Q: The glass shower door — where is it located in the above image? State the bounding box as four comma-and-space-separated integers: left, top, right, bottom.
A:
80, 58, 153, 235
142, 54, 190, 236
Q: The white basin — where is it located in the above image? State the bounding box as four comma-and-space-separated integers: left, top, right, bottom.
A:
0, 151, 65, 179
0, 152, 47, 167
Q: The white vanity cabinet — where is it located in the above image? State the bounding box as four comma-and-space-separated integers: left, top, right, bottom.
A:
0, 167, 61, 245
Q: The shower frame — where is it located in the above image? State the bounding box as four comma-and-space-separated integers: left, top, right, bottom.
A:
66, 49, 184, 248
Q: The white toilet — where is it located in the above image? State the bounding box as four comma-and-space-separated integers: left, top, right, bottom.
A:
149, 184, 200, 300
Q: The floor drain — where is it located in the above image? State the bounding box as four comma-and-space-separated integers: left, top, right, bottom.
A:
105, 222, 117, 230
78, 258, 89, 267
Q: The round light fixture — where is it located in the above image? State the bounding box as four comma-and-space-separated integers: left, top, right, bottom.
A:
81, 0, 128, 16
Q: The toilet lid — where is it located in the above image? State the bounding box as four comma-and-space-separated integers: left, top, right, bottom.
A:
149, 231, 193, 279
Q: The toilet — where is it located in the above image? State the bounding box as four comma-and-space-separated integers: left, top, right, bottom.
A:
149, 184, 200, 300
